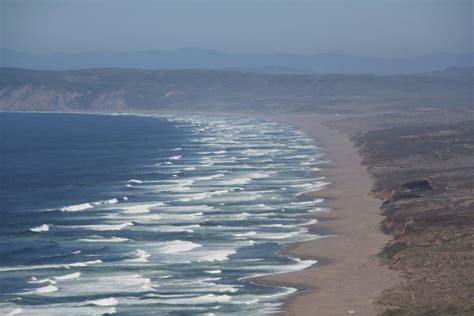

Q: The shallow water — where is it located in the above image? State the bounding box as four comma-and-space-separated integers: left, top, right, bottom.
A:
0, 112, 329, 315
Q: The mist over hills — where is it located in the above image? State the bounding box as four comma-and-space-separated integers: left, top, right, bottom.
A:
1, 48, 473, 75
1, 67, 472, 113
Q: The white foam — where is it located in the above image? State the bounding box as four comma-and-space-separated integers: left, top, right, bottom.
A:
155, 294, 231, 305
125, 249, 151, 263
290, 199, 324, 206
257, 231, 302, 240
127, 179, 143, 184
290, 144, 316, 150
242, 149, 279, 156
159, 240, 202, 254
0, 260, 102, 272
28, 271, 79, 284
294, 181, 330, 194
233, 231, 257, 237
258, 286, 298, 301
221, 178, 251, 185
170, 205, 214, 212
66, 273, 153, 295
92, 198, 119, 206
168, 155, 182, 160
53, 272, 81, 281
260, 219, 317, 228
88, 297, 118, 306
79, 236, 130, 243
205, 270, 222, 274
250, 172, 272, 179
27, 284, 58, 294
308, 207, 331, 213
30, 224, 49, 232
231, 212, 250, 220
122, 202, 164, 214
124, 214, 163, 223
239, 258, 317, 279
177, 189, 228, 202
71, 222, 134, 231
167, 179, 195, 190
60, 202, 93, 212
28, 277, 56, 284
201, 161, 215, 166
66, 260, 103, 267
160, 212, 203, 221
288, 154, 310, 159
291, 183, 314, 188
300, 219, 318, 226
193, 173, 225, 181
196, 249, 236, 262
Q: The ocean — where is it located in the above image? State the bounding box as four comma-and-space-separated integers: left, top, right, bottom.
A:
0, 112, 329, 315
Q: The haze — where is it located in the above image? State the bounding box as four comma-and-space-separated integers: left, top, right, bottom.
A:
1, 0, 472, 58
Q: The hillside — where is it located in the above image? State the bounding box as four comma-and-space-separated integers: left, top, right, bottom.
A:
0, 67, 472, 113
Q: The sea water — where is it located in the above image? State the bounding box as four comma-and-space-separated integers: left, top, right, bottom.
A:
0, 112, 329, 315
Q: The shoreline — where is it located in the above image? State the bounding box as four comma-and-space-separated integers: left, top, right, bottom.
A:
257, 114, 400, 315
4, 110, 400, 314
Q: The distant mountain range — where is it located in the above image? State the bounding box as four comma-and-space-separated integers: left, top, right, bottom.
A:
1, 48, 473, 74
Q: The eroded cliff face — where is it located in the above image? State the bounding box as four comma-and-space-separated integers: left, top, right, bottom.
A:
0, 84, 128, 112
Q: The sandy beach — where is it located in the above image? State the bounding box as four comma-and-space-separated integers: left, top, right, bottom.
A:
257, 114, 400, 315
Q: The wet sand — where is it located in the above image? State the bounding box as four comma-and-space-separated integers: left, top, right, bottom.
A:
257, 114, 400, 315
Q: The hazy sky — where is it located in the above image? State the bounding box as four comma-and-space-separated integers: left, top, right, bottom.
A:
1, 0, 472, 58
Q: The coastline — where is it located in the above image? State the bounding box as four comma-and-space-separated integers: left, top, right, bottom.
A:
3, 110, 401, 314
258, 114, 400, 315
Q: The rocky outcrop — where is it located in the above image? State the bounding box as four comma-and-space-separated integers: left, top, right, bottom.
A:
400, 179, 434, 191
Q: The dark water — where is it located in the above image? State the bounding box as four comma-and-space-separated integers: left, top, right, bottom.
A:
0, 112, 328, 315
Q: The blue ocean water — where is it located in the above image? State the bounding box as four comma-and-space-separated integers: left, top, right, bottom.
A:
0, 112, 329, 315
